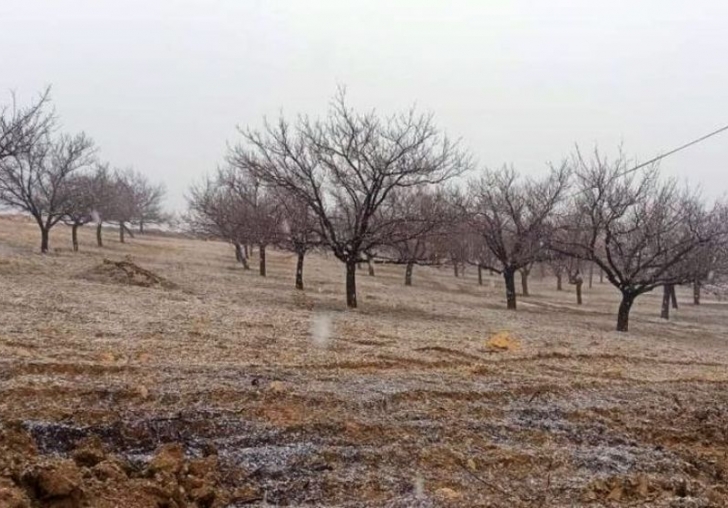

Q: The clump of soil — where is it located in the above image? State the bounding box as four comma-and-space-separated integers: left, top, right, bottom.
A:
79, 257, 178, 290
0, 422, 256, 508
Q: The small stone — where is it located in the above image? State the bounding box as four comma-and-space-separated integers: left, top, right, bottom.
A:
268, 380, 286, 393
148, 443, 185, 475
435, 487, 461, 500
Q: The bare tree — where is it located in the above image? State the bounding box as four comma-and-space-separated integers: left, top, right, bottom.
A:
63, 172, 97, 251
219, 167, 278, 276
467, 164, 570, 309
110, 169, 165, 242
272, 189, 319, 289
0, 131, 95, 252
187, 176, 252, 269
136, 180, 166, 234
552, 148, 725, 332
0, 89, 52, 162
229, 89, 470, 307
87, 164, 115, 247
519, 263, 533, 297
375, 187, 451, 286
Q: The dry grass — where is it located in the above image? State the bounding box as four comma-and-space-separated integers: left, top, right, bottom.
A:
1, 216, 727, 507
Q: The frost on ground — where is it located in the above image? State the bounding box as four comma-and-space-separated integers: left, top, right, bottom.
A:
0, 218, 727, 507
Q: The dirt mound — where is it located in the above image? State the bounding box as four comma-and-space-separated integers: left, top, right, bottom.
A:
485, 330, 520, 351
79, 258, 178, 290
0, 422, 255, 508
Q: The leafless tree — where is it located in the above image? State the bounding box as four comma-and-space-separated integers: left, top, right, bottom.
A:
87, 164, 115, 247
63, 172, 96, 251
0, 89, 52, 162
467, 164, 570, 309
110, 169, 165, 242
272, 188, 319, 289
0, 131, 95, 252
219, 167, 278, 276
229, 89, 470, 307
136, 180, 166, 234
551, 148, 726, 332
519, 263, 533, 297
374, 187, 451, 286
187, 176, 251, 269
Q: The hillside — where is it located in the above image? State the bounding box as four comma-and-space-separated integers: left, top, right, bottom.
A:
1, 217, 727, 507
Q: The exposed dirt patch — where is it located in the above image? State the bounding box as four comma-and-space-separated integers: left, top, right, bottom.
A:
78, 257, 178, 289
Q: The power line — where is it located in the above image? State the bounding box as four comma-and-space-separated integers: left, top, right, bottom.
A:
569, 122, 728, 199
621, 122, 728, 176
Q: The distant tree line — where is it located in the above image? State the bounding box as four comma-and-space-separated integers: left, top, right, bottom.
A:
188, 89, 728, 332
0, 90, 166, 252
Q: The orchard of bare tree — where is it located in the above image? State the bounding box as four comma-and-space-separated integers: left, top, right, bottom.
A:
182, 90, 728, 333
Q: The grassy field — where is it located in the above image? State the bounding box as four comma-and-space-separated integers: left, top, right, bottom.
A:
1, 215, 727, 507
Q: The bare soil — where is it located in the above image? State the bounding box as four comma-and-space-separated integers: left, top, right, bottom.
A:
0, 216, 727, 507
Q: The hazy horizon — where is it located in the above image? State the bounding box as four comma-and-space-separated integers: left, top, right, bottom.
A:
2, 1, 727, 211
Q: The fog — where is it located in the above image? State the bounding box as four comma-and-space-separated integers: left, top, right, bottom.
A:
2, 0, 726, 210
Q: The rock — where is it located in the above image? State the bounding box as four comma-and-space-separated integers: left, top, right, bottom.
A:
148, 443, 185, 475
606, 484, 623, 501
71, 436, 106, 467
23, 460, 82, 499
92, 458, 128, 482
0, 478, 31, 508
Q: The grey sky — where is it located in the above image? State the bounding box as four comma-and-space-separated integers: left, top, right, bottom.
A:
2, 1, 727, 210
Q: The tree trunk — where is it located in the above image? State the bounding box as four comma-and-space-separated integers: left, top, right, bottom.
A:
478, 265, 483, 286
295, 251, 305, 290
234, 243, 243, 263
520, 269, 529, 297
661, 285, 671, 320
346, 259, 357, 308
367, 257, 375, 276
71, 224, 79, 252
670, 285, 678, 309
599, 269, 604, 284
119, 222, 125, 243
40, 227, 50, 253
693, 279, 701, 305
453, 263, 459, 278
96, 223, 103, 247
244, 244, 249, 258
259, 244, 266, 277
139, 221, 144, 234
504, 268, 517, 310
588, 263, 594, 289
556, 273, 563, 291
405, 261, 414, 286
616, 292, 635, 332
576, 281, 583, 305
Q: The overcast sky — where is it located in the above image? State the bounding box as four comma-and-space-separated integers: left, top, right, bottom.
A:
2, 1, 727, 210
